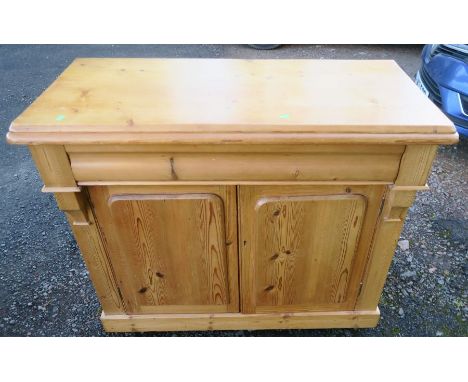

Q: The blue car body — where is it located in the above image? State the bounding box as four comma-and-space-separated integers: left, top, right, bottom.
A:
416, 44, 468, 138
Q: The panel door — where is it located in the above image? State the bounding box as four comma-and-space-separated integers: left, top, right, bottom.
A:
239, 185, 385, 313
88, 185, 239, 314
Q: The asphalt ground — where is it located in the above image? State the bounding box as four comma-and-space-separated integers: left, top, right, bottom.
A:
0, 45, 466, 336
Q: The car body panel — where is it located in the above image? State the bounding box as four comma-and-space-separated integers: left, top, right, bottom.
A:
419, 44, 468, 137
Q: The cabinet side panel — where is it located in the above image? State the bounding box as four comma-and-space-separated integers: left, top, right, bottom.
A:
27, 145, 124, 314
68, 209, 126, 314
395, 145, 437, 186
29, 145, 76, 187
357, 145, 438, 310
355, 217, 406, 310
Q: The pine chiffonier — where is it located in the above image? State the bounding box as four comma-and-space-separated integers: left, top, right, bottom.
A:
7, 59, 458, 332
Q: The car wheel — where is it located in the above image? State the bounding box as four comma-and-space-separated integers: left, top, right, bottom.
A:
248, 44, 281, 50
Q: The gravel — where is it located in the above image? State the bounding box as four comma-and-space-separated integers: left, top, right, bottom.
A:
398, 240, 410, 251
0, 44, 466, 336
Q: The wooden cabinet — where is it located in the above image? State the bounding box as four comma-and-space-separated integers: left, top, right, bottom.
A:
7, 58, 458, 332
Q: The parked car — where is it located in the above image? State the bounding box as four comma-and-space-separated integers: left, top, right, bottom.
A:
415, 44, 468, 138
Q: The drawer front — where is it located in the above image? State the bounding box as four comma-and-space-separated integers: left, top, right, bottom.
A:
68, 146, 404, 183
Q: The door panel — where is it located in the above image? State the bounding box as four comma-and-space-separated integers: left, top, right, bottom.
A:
88, 185, 238, 314
239, 185, 385, 313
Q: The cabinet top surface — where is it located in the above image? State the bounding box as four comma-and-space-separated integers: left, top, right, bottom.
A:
8, 58, 457, 144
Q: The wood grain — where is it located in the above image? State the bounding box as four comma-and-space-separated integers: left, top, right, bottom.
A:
68, 211, 125, 314
11, 59, 454, 136
65, 144, 407, 154
88, 185, 239, 314
101, 308, 380, 332
355, 217, 407, 311
69, 151, 401, 182
77, 181, 393, 186
356, 188, 433, 310
395, 145, 438, 186
355, 145, 440, 310
29, 145, 76, 187
254, 195, 366, 311
8, 131, 458, 145
28, 145, 124, 314
239, 185, 385, 313
8, 59, 457, 332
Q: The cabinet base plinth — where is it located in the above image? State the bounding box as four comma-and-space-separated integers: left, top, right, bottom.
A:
101, 308, 380, 332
